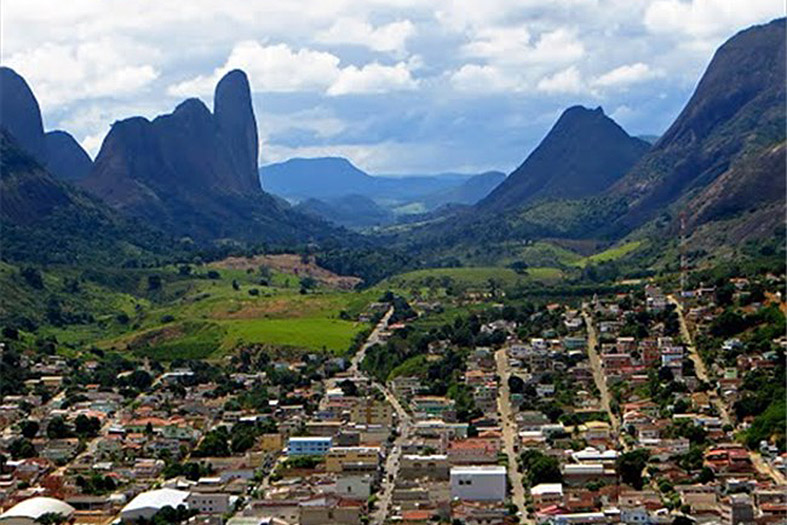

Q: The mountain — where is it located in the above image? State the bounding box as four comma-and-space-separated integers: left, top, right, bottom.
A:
295, 194, 394, 229
43, 130, 93, 181
421, 171, 506, 208
261, 157, 375, 200
81, 70, 347, 243
610, 17, 786, 233
260, 157, 481, 204
0, 129, 171, 265
479, 106, 650, 211
0, 66, 93, 181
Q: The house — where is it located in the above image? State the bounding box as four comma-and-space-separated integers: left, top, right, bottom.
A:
531, 483, 564, 507
325, 446, 380, 473
298, 495, 363, 525
448, 439, 498, 465
450, 466, 507, 502
400, 455, 449, 480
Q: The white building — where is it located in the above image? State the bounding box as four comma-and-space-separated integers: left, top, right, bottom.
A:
0, 497, 74, 525
450, 465, 506, 501
120, 488, 190, 521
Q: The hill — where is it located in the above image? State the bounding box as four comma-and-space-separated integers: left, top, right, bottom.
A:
0, 130, 172, 266
295, 194, 395, 229
422, 171, 506, 209
479, 106, 650, 211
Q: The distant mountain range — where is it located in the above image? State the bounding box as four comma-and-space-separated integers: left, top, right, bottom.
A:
260, 156, 506, 228
0, 18, 782, 270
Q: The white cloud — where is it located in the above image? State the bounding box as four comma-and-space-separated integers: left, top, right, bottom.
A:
449, 64, 520, 93
168, 42, 341, 96
328, 62, 418, 96
5, 40, 159, 106
463, 26, 585, 65
316, 18, 416, 55
593, 62, 661, 88
169, 41, 418, 97
537, 66, 584, 94
644, 0, 784, 39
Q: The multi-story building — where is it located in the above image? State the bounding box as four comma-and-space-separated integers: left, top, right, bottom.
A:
350, 398, 393, 427
287, 437, 332, 456
325, 446, 381, 473
450, 466, 507, 502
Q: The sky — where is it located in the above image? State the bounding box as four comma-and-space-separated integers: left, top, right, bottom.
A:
3, 0, 784, 175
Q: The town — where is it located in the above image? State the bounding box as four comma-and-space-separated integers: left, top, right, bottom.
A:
0, 268, 784, 525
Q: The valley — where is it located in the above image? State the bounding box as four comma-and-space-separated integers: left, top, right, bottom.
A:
0, 10, 785, 525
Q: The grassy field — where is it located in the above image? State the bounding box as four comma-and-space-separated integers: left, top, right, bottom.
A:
383, 266, 563, 290
573, 240, 644, 267
2, 259, 378, 361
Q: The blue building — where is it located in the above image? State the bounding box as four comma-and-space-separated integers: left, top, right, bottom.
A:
287, 437, 332, 456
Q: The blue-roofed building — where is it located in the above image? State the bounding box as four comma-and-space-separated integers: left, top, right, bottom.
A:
288, 436, 332, 456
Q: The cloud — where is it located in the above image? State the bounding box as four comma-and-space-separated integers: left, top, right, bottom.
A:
592, 62, 661, 88
644, 0, 784, 39
5, 40, 159, 107
462, 26, 585, 65
449, 64, 520, 93
537, 66, 584, 94
315, 18, 416, 55
168, 42, 341, 96
328, 62, 418, 96
169, 41, 418, 97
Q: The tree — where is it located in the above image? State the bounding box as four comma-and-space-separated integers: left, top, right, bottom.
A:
20, 267, 44, 289
19, 420, 39, 439
74, 415, 101, 438
528, 455, 563, 485
618, 449, 650, 490
8, 438, 37, 459
35, 513, 67, 524
46, 416, 72, 439
147, 275, 162, 291
508, 375, 525, 394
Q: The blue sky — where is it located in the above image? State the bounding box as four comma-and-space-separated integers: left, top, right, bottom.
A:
3, 0, 783, 175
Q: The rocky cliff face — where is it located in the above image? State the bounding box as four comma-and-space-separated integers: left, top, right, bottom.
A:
0, 67, 46, 161
610, 17, 786, 230
215, 69, 260, 193
0, 67, 93, 181
80, 69, 346, 242
479, 106, 650, 211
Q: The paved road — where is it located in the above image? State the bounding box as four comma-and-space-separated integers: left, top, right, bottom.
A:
495, 347, 531, 524
371, 382, 412, 525
667, 295, 731, 426
582, 310, 619, 435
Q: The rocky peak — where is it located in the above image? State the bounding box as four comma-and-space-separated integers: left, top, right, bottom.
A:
214, 69, 259, 192
0, 66, 45, 160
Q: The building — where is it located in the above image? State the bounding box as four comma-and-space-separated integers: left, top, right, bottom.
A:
187, 492, 231, 515
287, 437, 332, 456
325, 446, 381, 473
120, 488, 190, 521
350, 398, 393, 427
260, 433, 284, 452
450, 466, 507, 501
0, 497, 75, 525
724, 494, 755, 525
448, 439, 499, 465
531, 483, 564, 508
400, 454, 450, 480
299, 495, 363, 525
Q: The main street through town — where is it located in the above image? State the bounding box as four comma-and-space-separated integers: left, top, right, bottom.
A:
495, 347, 531, 524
